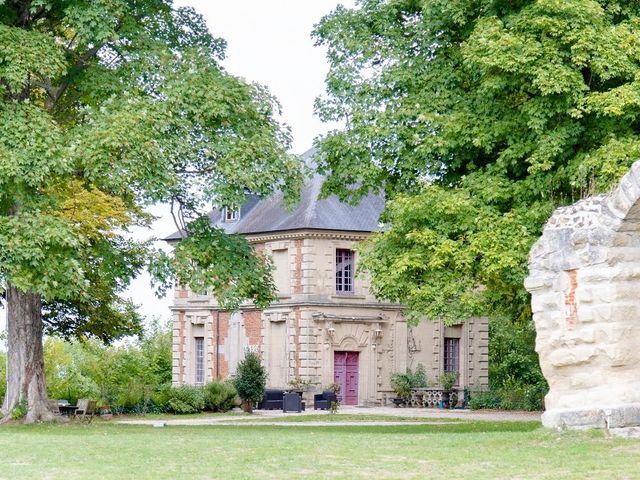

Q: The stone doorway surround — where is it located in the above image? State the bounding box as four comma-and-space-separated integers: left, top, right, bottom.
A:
526, 162, 640, 435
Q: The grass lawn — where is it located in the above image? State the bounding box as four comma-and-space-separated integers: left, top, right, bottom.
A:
116, 413, 460, 423
1, 421, 638, 479
238, 413, 463, 423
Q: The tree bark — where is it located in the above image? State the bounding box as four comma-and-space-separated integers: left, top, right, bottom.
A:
1, 284, 54, 423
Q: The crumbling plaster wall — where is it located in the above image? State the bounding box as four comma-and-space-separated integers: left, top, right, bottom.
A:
526, 162, 640, 434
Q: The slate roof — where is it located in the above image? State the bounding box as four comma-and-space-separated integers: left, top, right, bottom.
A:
165, 148, 384, 240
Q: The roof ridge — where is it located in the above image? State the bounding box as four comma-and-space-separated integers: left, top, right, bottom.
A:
302, 174, 323, 227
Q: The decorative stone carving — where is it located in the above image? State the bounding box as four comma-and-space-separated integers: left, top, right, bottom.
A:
526, 162, 640, 435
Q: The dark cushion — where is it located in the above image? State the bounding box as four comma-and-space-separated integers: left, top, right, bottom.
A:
264, 389, 284, 400
257, 389, 285, 409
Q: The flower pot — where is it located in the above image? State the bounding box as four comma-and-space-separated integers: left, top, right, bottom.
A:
441, 391, 450, 409
241, 400, 253, 413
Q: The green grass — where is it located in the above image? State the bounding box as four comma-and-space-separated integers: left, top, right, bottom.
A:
1, 421, 639, 479
242, 413, 463, 423
119, 411, 246, 420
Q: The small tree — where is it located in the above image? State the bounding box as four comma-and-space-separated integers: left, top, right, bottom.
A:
233, 352, 266, 413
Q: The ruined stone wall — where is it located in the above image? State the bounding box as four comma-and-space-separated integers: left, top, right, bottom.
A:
526, 162, 640, 434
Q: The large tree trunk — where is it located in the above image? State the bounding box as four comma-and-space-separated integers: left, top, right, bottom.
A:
1, 284, 54, 424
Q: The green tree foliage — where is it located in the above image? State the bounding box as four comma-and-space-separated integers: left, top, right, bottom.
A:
314, 0, 640, 324
0, 0, 301, 338
0, 1, 301, 420
233, 352, 266, 411
43, 338, 100, 403
15, 323, 237, 415
42, 321, 172, 411
313, 1, 640, 402
358, 188, 541, 325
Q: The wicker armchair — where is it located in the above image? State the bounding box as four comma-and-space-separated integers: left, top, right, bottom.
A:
314, 391, 337, 410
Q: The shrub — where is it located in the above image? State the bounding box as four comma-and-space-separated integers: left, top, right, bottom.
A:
233, 352, 266, 412
325, 383, 341, 412
10, 399, 28, 421
204, 380, 237, 412
468, 389, 501, 410
497, 382, 526, 410
390, 372, 413, 400
468, 381, 547, 411
41, 321, 173, 414
150, 384, 172, 411
489, 318, 546, 391
325, 383, 341, 395
114, 382, 145, 411
411, 364, 428, 388
473, 316, 548, 412
391, 364, 428, 400
166, 385, 205, 414
439, 372, 459, 392
523, 382, 547, 411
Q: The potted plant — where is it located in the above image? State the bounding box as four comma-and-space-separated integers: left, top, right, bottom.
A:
99, 404, 113, 420
439, 372, 459, 408
232, 352, 267, 413
287, 377, 311, 394
325, 383, 341, 413
390, 372, 412, 407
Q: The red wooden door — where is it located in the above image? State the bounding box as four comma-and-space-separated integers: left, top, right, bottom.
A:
334, 351, 359, 405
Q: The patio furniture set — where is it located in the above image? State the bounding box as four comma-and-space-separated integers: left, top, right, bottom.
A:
49, 399, 97, 422
256, 389, 338, 413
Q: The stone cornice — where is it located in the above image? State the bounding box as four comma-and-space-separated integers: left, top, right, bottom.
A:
171, 300, 404, 313
311, 312, 390, 323
245, 229, 371, 244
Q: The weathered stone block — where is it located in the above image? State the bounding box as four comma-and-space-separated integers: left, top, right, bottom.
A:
547, 345, 597, 368
531, 293, 560, 314
527, 160, 640, 431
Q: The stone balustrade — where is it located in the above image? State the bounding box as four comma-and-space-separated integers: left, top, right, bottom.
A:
382, 388, 463, 408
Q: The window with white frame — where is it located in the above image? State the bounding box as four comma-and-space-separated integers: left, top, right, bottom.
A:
443, 337, 460, 376
195, 337, 205, 384
335, 249, 354, 294
224, 206, 239, 222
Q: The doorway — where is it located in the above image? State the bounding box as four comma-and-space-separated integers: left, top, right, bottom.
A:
334, 351, 359, 405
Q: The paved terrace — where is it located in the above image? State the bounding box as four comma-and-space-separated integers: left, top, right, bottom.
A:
118, 406, 541, 427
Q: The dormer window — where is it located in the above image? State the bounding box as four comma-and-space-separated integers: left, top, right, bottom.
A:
224, 206, 239, 223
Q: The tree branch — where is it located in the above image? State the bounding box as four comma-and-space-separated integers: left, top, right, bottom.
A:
170, 198, 187, 238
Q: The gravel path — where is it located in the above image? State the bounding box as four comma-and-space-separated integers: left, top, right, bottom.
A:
118, 406, 541, 427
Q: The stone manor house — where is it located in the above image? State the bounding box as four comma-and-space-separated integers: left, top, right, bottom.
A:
167, 151, 489, 405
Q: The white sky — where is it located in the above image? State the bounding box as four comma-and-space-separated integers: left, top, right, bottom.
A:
0, 1, 354, 339
178, 0, 353, 154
